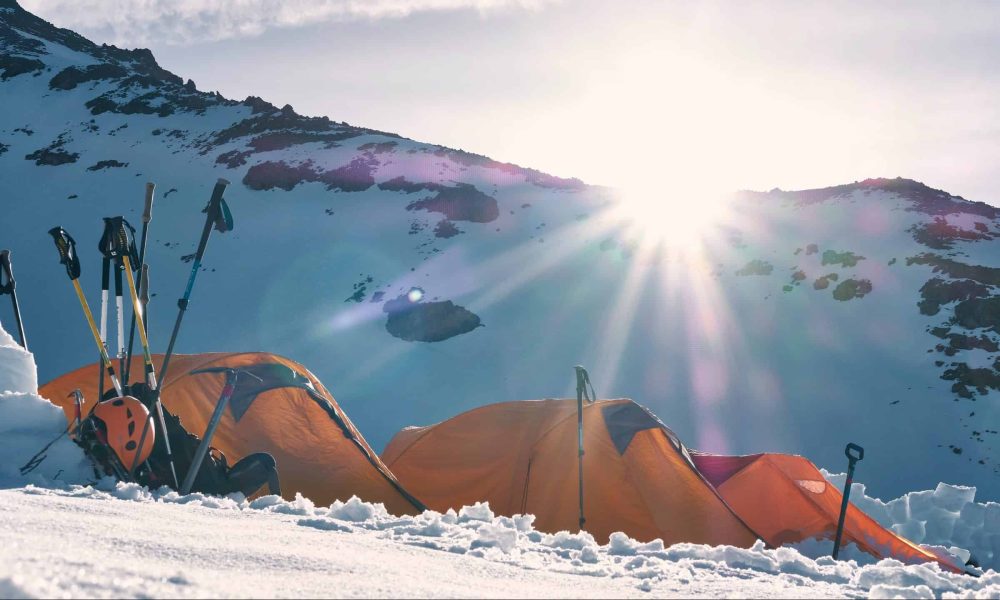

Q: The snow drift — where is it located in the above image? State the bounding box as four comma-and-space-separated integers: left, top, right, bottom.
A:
0, 322, 89, 484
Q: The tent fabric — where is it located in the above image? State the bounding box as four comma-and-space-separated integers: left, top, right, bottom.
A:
382, 397, 760, 546
40, 353, 424, 516
689, 451, 962, 573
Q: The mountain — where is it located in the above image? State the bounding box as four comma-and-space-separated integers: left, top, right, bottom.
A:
1, 0, 998, 501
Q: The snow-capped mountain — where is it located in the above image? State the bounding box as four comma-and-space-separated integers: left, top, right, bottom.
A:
1, 0, 997, 503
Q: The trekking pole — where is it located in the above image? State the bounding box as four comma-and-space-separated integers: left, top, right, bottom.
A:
574, 365, 595, 531
113, 221, 179, 489
98, 257, 109, 398
0, 250, 28, 350
125, 183, 154, 384
832, 443, 864, 559
158, 178, 232, 385
180, 367, 262, 494
99, 217, 137, 385
48, 227, 123, 397
114, 255, 125, 376
139, 264, 150, 334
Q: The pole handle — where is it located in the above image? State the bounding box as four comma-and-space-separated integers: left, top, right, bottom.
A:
143, 182, 155, 223
49, 227, 81, 280
845, 443, 864, 463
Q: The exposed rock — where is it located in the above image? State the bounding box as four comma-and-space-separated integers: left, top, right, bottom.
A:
86, 159, 128, 171
345, 275, 374, 303
805, 243, 819, 255
243, 160, 317, 191
917, 278, 990, 316
832, 278, 872, 301
379, 176, 441, 194
248, 130, 358, 152
215, 149, 251, 168
358, 141, 397, 154
910, 217, 993, 250
49, 63, 127, 90
383, 293, 483, 342
929, 329, 999, 356
433, 220, 462, 239
406, 183, 499, 223
25, 134, 78, 165
0, 54, 44, 80
907, 254, 1000, 286
242, 156, 377, 192
735, 260, 773, 276
742, 177, 999, 219
822, 249, 865, 268
941, 362, 1000, 398
813, 273, 839, 290
320, 155, 376, 192
953, 297, 1000, 333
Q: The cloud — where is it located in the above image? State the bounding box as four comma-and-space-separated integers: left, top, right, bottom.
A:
19, 0, 561, 46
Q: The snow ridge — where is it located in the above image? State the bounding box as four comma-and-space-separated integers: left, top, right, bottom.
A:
5, 481, 995, 598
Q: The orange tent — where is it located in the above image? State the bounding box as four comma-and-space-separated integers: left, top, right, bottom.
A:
40, 352, 424, 516
691, 452, 961, 572
382, 397, 760, 546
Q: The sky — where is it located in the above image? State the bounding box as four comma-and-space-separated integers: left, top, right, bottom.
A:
21, 0, 1000, 205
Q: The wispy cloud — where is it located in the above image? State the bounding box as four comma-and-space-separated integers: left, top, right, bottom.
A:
20, 0, 560, 46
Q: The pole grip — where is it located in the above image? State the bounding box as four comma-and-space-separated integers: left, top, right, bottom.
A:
143, 182, 155, 223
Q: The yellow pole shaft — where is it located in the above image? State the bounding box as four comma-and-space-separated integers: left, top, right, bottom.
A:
71, 279, 122, 396
121, 255, 157, 389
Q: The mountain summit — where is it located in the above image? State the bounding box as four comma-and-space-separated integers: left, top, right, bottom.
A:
1, 3, 998, 502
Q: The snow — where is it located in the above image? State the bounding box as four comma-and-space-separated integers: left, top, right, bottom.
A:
824, 470, 1000, 571
2, 4, 999, 501
0, 316, 997, 597
0, 322, 90, 484
1, 482, 997, 599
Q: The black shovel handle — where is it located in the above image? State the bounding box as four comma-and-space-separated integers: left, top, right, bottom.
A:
845, 443, 864, 463
0, 249, 13, 293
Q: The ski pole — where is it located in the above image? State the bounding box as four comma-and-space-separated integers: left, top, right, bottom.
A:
574, 365, 595, 531
48, 227, 123, 397
158, 178, 232, 385
125, 183, 155, 384
0, 250, 27, 350
114, 221, 179, 489
832, 442, 865, 559
180, 367, 261, 494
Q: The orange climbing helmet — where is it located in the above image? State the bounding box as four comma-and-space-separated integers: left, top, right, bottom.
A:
92, 396, 155, 470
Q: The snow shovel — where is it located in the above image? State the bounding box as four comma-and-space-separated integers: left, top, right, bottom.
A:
832, 442, 864, 559
180, 367, 262, 495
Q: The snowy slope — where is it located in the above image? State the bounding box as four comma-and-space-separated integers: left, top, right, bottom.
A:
1, 0, 998, 502
2, 483, 997, 599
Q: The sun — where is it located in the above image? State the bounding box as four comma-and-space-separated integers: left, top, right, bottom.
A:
609, 179, 732, 254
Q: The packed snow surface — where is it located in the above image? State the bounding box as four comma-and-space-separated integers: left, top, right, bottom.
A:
0, 483, 996, 599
